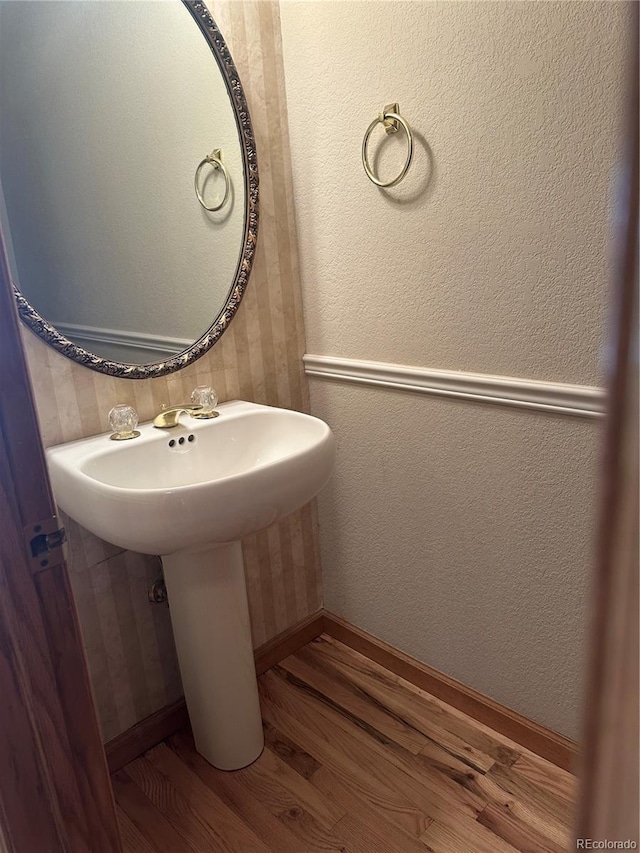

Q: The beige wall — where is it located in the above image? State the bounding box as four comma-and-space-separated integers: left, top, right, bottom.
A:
21, 0, 321, 742
280, 0, 632, 737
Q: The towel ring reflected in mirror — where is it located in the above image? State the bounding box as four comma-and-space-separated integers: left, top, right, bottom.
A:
362, 103, 414, 188
195, 148, 231, 212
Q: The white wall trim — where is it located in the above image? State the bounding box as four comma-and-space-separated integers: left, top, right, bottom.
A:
54, 322, 193, 356
303, 354, 605, 419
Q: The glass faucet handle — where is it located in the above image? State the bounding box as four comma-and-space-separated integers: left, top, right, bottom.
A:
190, 386, 219, 419
108, 404, 140, 441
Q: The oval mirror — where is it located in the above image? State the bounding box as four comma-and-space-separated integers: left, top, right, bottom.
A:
0, 0, 258, 378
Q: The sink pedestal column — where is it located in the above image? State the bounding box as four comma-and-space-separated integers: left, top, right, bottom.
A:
161, 540, 264, 770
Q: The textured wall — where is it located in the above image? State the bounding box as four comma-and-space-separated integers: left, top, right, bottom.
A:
21, 0, 322, 742
309, 384, 600, 738
281, 0, 630, 386
280, 0, 632, 737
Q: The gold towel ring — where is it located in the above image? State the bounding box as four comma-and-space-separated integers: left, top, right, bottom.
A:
362, 103, 413, 188
194, 148, 231, 212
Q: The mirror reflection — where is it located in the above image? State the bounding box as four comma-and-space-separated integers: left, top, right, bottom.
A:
0, 0, 248, 365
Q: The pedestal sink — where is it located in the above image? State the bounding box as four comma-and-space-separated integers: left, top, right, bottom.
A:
46, 400, 335, 770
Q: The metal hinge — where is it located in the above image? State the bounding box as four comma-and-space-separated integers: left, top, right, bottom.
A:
148, 578, 168, 604
24, 515, 67, 573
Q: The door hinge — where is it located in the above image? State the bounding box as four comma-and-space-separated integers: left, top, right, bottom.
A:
25, 516, 67, 573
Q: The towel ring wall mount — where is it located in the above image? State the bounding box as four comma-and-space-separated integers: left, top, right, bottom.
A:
362, 102, 414, 188
195, 148, 231, 211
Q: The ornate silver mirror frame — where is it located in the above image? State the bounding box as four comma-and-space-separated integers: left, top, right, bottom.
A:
12, 0, 258, 379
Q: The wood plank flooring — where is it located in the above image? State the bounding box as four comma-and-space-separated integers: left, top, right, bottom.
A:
115, 635, 577, 852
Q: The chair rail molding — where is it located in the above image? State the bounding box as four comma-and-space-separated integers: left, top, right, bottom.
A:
54, 322, 192, 357
303, 354, 605, 419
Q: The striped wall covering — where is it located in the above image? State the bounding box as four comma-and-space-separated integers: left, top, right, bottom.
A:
20, 0, 323, 742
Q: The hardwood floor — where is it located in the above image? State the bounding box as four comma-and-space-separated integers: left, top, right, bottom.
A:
114, 635, 577, 852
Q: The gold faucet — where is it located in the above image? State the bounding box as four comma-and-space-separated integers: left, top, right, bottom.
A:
153, 404, 203, 429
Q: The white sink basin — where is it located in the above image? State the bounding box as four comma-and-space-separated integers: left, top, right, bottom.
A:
47, 400, 335, 555
47, 400, 335, 772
